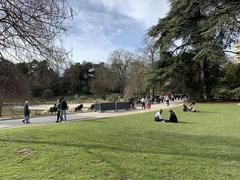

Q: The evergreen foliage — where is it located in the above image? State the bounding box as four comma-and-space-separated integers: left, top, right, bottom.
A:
148, 0, 240, 100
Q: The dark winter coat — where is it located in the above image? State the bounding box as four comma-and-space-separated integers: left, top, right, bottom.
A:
169, 112, 178, 123
24, 104, 30, 116
61, 100, 68, 110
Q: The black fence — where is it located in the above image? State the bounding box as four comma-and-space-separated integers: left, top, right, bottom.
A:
94, 102, 130, 112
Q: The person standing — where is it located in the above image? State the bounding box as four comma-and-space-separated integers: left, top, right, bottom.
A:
141, 97, 145, 109
145, 96, 151, 109
128, 96, 135, 110
160, 95, 164, 103
56, 97, 63, 123
22, 101, 30, 124
156, 95, 160, 104
60, 97, 68, 121
165, 95, 170, 106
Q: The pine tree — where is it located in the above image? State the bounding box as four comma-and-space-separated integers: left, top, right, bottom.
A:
148, 0, 240, 100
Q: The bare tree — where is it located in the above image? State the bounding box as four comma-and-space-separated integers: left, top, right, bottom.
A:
0, 60, 30, 117
125, 56, 147, 96
0, 0, 74, 63
141, 36, 160, 64
139, 36, 160, 95
0, 0, 73, 115
109, 49, 134, 94
90, 63, 117, 99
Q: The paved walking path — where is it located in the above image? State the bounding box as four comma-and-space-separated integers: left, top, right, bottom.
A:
0, 102, 182, 129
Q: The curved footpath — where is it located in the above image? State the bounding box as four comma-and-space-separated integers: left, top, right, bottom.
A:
0, 102, 183, 129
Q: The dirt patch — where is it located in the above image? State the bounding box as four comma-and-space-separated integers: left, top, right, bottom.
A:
16, 148, 32, 157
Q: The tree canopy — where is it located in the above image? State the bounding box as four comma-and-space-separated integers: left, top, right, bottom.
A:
148, 0, 240, 100
0, 0, 73, 63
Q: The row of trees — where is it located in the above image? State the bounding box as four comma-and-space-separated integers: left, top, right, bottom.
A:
1, 40, 239, 116
13, 49, 148, 100
16, 60, 94, 98
91, 50, 147, 99
1, 0, 240, 116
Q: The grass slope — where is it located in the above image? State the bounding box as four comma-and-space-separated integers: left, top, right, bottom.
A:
0, 103, 240, 179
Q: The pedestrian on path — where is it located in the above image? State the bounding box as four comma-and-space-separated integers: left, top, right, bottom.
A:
60, 97, 68, 121
56, 97, 63, 123
22, 101, 30, 124
145, 96, 151, 109
165, 95, 170, 106
141, 97, 145, 109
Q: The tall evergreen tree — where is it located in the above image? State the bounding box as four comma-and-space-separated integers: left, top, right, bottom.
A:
149, 0, 240, 100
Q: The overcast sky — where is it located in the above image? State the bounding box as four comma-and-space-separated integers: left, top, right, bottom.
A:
64, 0, 170, 62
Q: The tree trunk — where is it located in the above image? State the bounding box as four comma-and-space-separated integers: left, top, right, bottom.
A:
200, 60, 208, 101
150, 88, 155, 96
0, 100, 3, 117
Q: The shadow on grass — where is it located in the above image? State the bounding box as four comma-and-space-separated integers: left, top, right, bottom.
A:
79, 119, 107, 123
194, 111, 219, 114
1, 131, 240, 162
181, 111, 218, 114
177, 121, 194, 124
154, 121, 193, 124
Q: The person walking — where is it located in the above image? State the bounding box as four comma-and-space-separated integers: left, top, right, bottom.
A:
60, 97, 68, 121
22, 101, 30, 124
56, 97, 63, 123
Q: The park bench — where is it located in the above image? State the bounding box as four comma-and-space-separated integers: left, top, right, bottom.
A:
94, 102, 130, 112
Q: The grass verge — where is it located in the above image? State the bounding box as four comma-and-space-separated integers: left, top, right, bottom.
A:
0, 103, 240, 179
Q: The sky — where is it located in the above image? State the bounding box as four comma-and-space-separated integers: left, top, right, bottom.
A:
63, 0, 170, 62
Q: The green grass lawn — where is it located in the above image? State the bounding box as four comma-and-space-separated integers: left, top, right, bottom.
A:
0, 103, 240, 179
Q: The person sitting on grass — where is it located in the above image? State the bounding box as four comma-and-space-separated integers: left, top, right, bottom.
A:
165, 109, 178, 123
183, 104, 188, 112
183, 103, 197, 112
189, 102, 196, 112
154, 109, 165, 122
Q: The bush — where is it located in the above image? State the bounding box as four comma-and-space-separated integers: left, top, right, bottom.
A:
231, 87, 240, 98
106, 94, 120, 102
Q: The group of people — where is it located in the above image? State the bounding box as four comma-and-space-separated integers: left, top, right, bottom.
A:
140, 96, 152, 109
22, 95, 184, 125
128, 97, 135, 109
154, 109, 178, 123
140, 94, 184, 109
56, 97, 68, 123
23, 97, 68, 124
183, 102, 196, 112
145, 94, 187, 104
